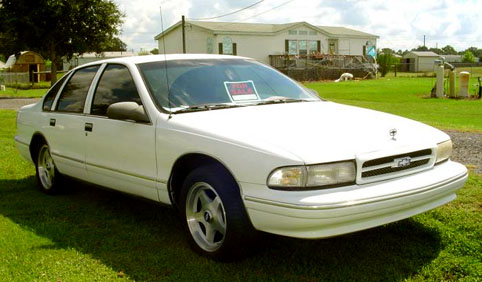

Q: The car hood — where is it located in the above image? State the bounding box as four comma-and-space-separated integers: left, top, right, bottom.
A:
167, 101, 449, 164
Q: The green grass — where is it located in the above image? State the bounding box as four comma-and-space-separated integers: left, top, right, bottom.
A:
0, 108, 481, 280
0, 87, 47, 98
0, 72, 66, 98
306, 76, 482, 132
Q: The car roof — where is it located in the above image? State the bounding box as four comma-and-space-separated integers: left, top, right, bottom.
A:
77, 54, 251, 68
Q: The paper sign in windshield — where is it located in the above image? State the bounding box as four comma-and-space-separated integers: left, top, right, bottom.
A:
224, 81, 260, 102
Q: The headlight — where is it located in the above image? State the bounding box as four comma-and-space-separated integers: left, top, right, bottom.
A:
267, 161, 356, 190
436, 139, 452, 164
267, 166, 306, 188
306, 162, 356, 187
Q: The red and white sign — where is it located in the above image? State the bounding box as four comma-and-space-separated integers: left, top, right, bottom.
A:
224, 80, 260, 102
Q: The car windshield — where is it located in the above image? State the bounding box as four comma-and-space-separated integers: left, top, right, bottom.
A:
137, 59, 319, 113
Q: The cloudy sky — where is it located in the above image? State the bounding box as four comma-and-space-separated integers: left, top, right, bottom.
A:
116, 0, 482, 52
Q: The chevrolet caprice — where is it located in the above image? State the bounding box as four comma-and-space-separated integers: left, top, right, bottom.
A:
15, 54, 468, 259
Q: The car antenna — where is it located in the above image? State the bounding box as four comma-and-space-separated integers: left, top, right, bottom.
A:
160, 5, 172, 119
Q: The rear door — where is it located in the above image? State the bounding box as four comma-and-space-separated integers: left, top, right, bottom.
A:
47, 65, 100, 180
83, 64, 158, 201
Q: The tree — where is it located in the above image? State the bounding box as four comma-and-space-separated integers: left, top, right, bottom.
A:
462, 50, 476, 63
441, 45, 457, 55
102, 37, 127, 52
0, 0, 124, 85
150, 48, 159, 55
413, 46, 428, 51
377, 50, 399, 77
463, 47, 482, 61
429, 47, 443, 54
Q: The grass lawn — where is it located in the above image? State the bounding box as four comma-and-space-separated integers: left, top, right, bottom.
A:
0, 107, 481, 280
306, 76, 482, 132
0, 87, 47, 98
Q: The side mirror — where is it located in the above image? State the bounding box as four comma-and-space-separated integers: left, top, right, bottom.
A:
106, 102, 149, 123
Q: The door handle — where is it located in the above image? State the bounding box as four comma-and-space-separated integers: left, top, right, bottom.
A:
85, 123, 93, 132
49, 118, 56, 126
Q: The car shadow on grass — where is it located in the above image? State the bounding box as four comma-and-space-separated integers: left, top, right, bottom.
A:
0, 177, 442, 281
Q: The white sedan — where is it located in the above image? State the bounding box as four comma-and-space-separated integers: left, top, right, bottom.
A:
15, 54, 467, 260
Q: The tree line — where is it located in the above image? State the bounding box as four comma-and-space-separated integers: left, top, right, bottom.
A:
0, 0, 126, 85
389, 45, 481, 63
377, 45, 481, 77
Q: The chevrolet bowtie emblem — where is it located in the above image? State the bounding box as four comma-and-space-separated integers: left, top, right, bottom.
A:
393, 157, 411, 168
389, 128, 397, 140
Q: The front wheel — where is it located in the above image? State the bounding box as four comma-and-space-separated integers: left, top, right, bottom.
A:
35, 143, 62, 194
180, 164, 257, 260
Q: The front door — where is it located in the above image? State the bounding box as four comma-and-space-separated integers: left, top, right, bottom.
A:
83, 64, 158, 201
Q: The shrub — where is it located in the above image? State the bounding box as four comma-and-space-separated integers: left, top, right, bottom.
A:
377, 52, 400, 77
462, 51, 476, 63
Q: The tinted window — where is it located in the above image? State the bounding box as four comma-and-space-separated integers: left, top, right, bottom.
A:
91, 64, 142, 116
42, 73, 69, 111
56, 65, 99, 113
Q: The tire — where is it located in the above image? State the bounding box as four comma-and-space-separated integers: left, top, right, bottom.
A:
180, 163, 257, 260
35, 143, 62, 194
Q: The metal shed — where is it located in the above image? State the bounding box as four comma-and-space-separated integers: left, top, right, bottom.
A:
5, 51, 46, 82
402, 51, 440, 72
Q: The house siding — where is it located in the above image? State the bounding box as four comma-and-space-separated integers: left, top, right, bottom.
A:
157, 23, 377, 64
403, 52, 440, 72
418, 57, 438, 72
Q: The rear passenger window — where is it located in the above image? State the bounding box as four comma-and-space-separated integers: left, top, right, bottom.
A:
42, 73, 69, 111
91, 64, 142, 116
56, 65, 99, 113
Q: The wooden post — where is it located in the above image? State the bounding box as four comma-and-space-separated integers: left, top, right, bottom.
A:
182, 15, 186, 54
449, 70, 455, 97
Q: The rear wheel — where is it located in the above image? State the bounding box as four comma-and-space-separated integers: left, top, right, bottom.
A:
35, 143, 62, 194
180, 164, 257, 260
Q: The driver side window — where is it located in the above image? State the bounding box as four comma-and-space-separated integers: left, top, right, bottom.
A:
91, 64, 142, 116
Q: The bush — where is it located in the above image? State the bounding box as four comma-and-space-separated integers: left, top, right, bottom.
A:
462, 51, 476, 63
377, 52, 400, 77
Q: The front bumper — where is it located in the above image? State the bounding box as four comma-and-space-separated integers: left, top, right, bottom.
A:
241, 160, 468, 239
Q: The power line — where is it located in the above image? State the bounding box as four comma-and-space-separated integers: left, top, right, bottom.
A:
232, 0, 296, 22
217, 0, 296, 30
187, 0, 264, 21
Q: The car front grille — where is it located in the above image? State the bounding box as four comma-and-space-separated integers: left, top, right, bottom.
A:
361, 149, 433, 179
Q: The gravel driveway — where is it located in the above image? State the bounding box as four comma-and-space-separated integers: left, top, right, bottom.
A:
445, 130, 482, 174
0, 98, 40, 110
1, 98, 480, 174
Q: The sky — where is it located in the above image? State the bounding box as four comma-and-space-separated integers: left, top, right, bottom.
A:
115, 0, 482, 53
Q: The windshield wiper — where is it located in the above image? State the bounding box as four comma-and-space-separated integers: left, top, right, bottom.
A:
173, 103, 246, 113
254, 97, 310, 106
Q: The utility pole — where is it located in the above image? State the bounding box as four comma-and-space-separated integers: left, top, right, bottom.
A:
182, 15, 186, 53
423, 35, 426, 47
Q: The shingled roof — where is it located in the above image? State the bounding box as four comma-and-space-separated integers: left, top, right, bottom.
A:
155, 21, 379, 39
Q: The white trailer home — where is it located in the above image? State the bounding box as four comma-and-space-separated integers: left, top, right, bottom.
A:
155, 21, 379, 65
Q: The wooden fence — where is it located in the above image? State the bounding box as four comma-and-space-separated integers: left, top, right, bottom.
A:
0, 72, 30, 85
